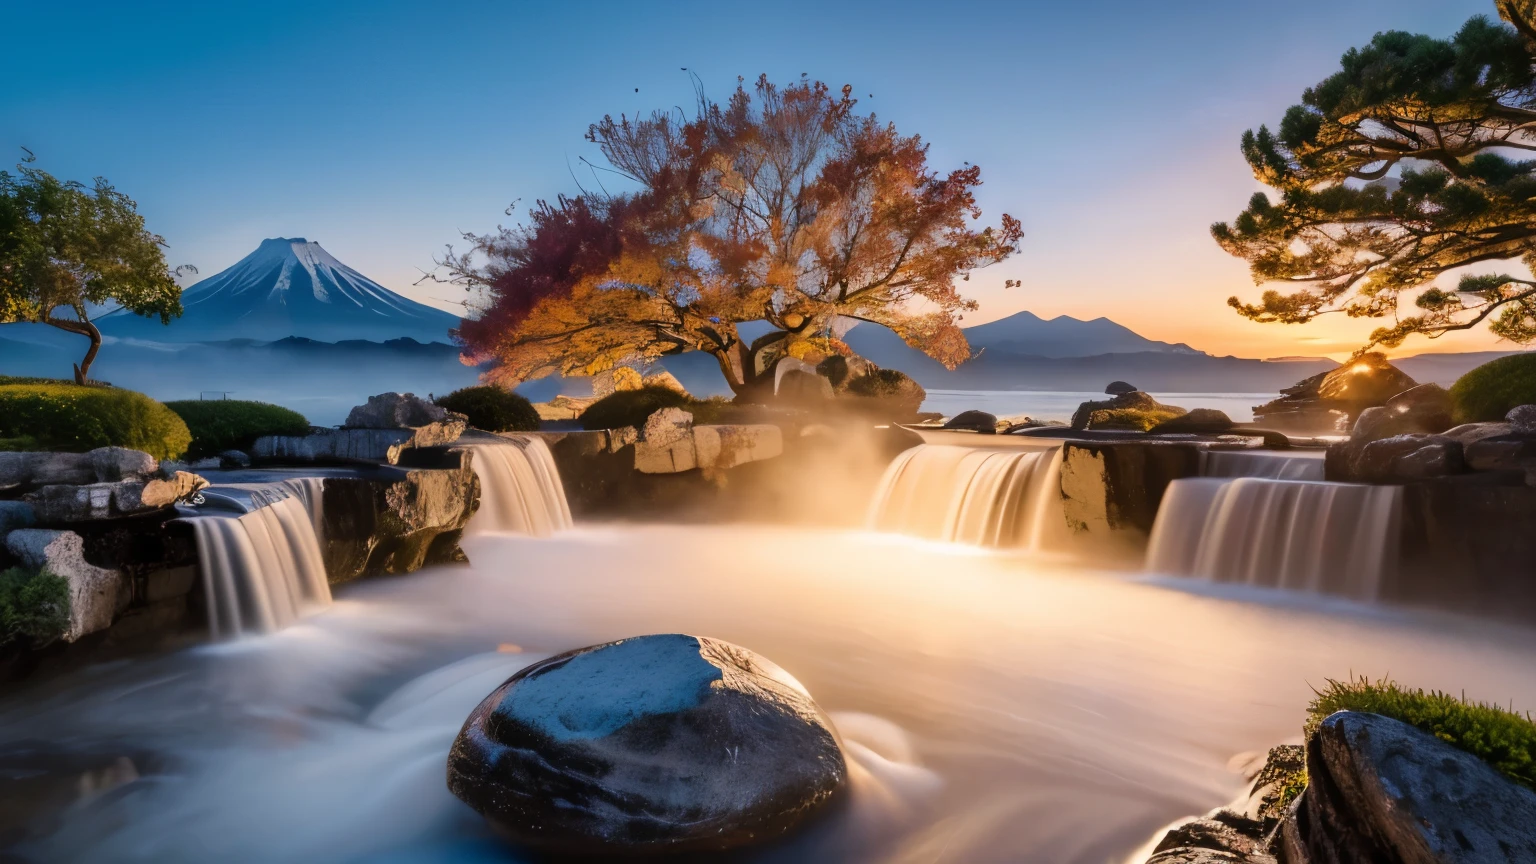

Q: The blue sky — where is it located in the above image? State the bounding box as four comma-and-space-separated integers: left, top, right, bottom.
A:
1, 0, 1501, 358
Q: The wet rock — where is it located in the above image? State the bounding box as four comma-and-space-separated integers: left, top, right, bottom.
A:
448, 634, 846, 855
1440, 422, 1512, 446
1254, 353, 1416, 433
1149, 408, 1235, 435
1105, 380, 1138, 395
1341, 434, 1463, 483
1060, 440, 1201, 558
0, 501, 36, 534
217, 450, 251, 469
345, 392, 462, 429
1146, 813, 1275, 864
1289, 711, 1536, 862
1395, 480, 1536, 616
942, 410, 999, 434
1508, 404, 1536, 434
318, 465, 479, 582
5, 529, 127, 642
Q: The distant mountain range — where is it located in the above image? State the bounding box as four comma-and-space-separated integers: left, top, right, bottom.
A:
97, 238, 460, 344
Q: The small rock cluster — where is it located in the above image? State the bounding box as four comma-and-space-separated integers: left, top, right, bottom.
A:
1328, 382, 1536, 485
0, 447, 207, 643
253, 392, 467, 464
633, 408, 783, 475
1148, 712, 1536, 863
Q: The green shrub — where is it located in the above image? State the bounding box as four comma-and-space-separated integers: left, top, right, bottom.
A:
1450, 353, 1536, 423
1306, 676, 1536, 792
164, 399, 311, 459
0, 567, 69, 648
0, 383, 191, 459
580, 385, 690, 430
434, 386, 540, 432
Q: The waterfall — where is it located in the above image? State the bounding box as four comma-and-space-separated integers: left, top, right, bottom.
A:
1146, 477, 1402, 600
189, 478, 332, 639
866, 444, 1067, 549
1201, 450, 1324, 481
465, 437, 573, 536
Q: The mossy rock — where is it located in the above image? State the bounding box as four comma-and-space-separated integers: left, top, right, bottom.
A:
0, 383, 191, 460
165, 399, 311, 459
1450, 353, 1536, 424
0, 567, 68, 648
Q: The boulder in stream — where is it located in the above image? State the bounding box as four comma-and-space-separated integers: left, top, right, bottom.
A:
5, 529, 127, 642
942, 410, 999, 433
447, 633, 847, 855
1284, 711, 1536, 862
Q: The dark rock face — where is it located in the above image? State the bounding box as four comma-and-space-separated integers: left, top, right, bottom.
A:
1288, 711, 1536, 863
942, 410, 999, 433
448, 634, 847, 855
1253, 353, 1416, 433
1105, 380, 1138, 395
1394, 479, 1536, 620
1149, 408, 1235, 435
1147, 813, 1276, 864
319, 463, 478, 583
1060, 440, 1201, 558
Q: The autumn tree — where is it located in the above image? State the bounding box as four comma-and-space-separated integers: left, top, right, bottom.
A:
0, 154, 191, 383
1214, 1, 1536, 351
440, 75, 1021, 398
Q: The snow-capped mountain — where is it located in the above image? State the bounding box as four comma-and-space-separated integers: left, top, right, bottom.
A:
96, 238, 460, 344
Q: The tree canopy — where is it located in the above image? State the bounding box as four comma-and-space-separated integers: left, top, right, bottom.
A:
0, 153, 189, 383
441, 75, 1021, 397
1214, 1, 1536, 350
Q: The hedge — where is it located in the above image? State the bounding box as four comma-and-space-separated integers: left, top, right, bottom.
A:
434, 386, 539, 433
0, 567, 69, 648
1449, 353, 1536, 424
164, 399, 311, 459
580, 386, 691, 431
0, 383, 191, 459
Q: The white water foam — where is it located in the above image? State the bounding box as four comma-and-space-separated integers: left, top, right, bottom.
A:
866, 443, 1067, 549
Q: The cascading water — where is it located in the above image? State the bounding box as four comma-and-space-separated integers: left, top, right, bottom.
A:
1146, 477, 1402, 600
866, 443, 1067, 549
1200, 449, 1324, 481
188, 478, 332, 638
464, 437, 573, 536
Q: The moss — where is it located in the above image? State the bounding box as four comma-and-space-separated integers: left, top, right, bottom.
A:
1449, 352, 1536, 423
0, 567, 69, 648
1086, 407, 1186, 431
434, 386, 540, 433
580, 386, 691, 431
165, 399, 311, 459
0, 383, 191, 459
1306, 676, 1536, 792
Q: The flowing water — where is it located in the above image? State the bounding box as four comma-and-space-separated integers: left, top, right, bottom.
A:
1200, 449, 1324, 481
186, 478, 332, 638
465, 437, 573, 536
867, 443, 1068, 549
1146, 478, 1402, 600
3, 526, 1534, 864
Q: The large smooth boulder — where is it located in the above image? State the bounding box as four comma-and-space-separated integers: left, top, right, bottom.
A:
345, 392, 461, 429
1285, 711, 1536, 862
5, 529, 127, 642
942, 410, 999, 434
1105, 380, 1138, 395
448, 634, 847, 855
1341, 433, 1464, 483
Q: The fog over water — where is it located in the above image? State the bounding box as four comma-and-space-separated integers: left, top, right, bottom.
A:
5, 526, 1535, 863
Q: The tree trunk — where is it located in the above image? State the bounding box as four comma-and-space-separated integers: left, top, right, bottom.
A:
44, 312, 103, 385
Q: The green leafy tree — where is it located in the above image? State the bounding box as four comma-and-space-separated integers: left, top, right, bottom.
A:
1214, 1, 1536, 351
0, 152, 192, 383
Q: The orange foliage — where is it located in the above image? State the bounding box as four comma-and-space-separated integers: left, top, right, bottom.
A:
443, 75, 1021, 396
